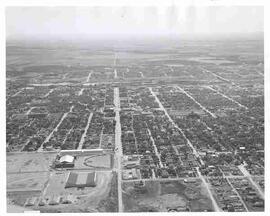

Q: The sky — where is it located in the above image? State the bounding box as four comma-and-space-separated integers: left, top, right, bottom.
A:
6, 6, 264, 39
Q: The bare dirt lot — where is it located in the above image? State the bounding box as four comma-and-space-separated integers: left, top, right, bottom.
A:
7, 152, 57, 173
74, 153, 112, 170
122, 180, 213, 212
7, 172, 49, 192
7, 170, 118, 213
36, 170, 117, 212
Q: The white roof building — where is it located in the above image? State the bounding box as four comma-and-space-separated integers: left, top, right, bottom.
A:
59, 155, 74, 163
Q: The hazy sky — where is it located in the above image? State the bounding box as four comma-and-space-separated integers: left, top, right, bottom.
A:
6, 6, 263, 39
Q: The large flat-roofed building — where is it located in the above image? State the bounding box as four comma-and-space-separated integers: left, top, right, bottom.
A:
65, 171, 97, 188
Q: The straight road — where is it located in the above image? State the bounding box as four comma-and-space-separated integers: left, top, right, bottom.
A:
38, 105, 74, 152
175, 86, 217, 118
149, 87, 221, 211
122, 176, 200, 183
149, 87, 204, 166
43, 89, 54, 98
238, 164, 264, 199
220, 170, 249, 211
206, 86, 248, 110
255, 69, 264, 77
77, 112, 93, 150
86, 71, 93, 83
196, 167, 221, 212
147, 128, 163, 168
78, 88, 84, 96
114, 69, 118, 79
122, 174, 263, 183
25, 107, 35, 115
114, 53, 118, 79
114, 87, 123, 212
200, 67, 235, 85
11, 89, 23, 97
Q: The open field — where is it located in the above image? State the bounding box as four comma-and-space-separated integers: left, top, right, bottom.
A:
7, 172, 50, 192
122, 179, 213, 212
7, 152, 57, 173
74, 154, 112, 170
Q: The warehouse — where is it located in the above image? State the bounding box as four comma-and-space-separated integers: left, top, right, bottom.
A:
65, 172, 97, 188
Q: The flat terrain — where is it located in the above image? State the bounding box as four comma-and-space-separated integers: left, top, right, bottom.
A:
7, 172, 50, 191
6, 35, 264, 212
74, 154, 112, 170
122, 179, 213, 212
7, 152, 56, 173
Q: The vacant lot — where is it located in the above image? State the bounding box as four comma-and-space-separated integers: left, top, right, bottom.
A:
122, 180, 213, 212
7, 152, 57, 173
37, 170, 115, 212
75, 154, 112, 170
7, 172, 49, 192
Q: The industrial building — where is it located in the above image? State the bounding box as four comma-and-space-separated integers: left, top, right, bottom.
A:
65, 171, 97, 188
